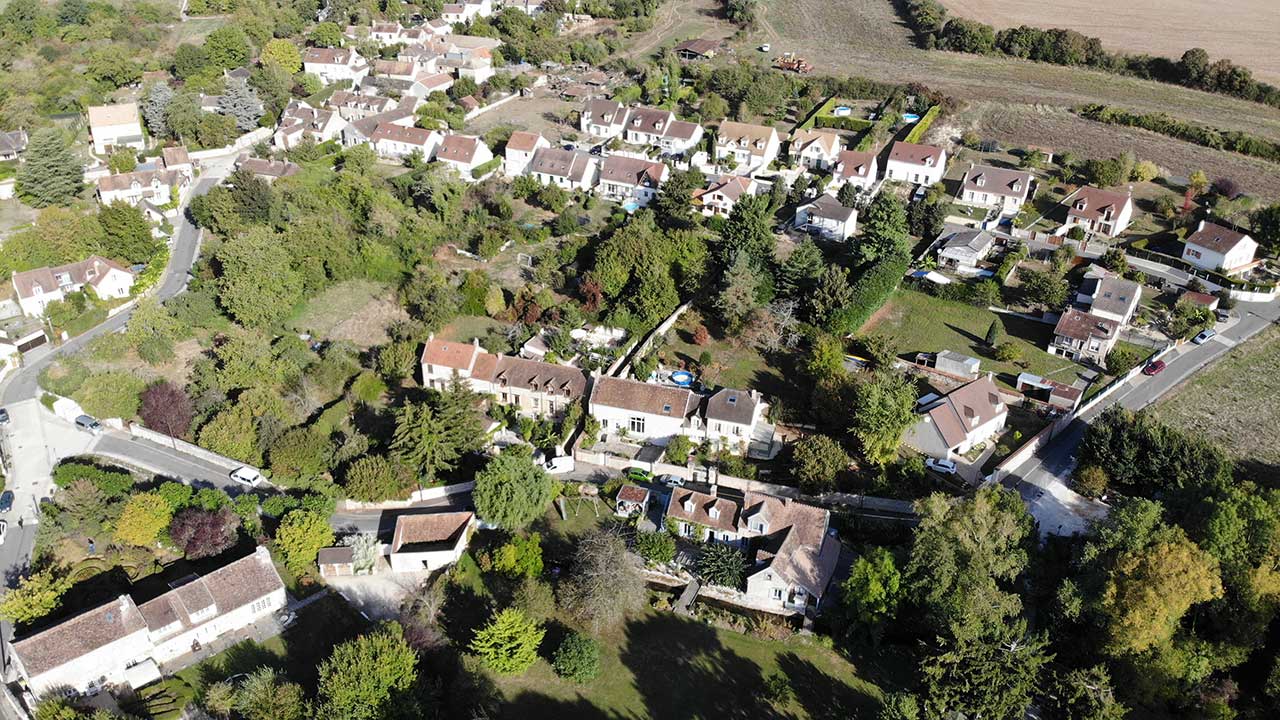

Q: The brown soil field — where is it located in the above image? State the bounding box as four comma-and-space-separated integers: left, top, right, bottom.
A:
943, 0, 1280, 85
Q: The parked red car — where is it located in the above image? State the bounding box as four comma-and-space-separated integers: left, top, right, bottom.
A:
1142, 360, 1167, 376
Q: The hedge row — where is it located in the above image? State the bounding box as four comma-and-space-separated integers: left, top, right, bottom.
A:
903, 104, 941, 144
1076, 104, 1280, 164
814, 115, 875, 132
831, 253, 912, 334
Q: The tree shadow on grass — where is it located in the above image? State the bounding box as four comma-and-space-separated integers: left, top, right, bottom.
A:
440, 582, 493, 648
499, 692, 636, 720
776, 651, 881, 720
193, 639, 284, 688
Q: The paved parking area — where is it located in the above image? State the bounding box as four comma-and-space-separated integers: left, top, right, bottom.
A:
327, 569, 428, 621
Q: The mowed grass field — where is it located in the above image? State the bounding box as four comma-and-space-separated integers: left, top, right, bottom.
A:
943, 0, 1280, 85
1157, 324, 1280, 474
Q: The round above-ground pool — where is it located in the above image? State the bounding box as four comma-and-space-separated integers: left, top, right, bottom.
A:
669, 370, 694, 387
832, 105, 852, 117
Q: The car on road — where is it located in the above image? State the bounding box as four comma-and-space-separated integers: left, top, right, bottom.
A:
925, 458, 957, 475
624, 467, 652, 483
656, 473, 685, 488
230, 466, 264, 487
0, 520, 7, 545
1142, 360, 1167, 376
1215, 309, 1232, 322
1192, 328, 1217, 345
75, 415, 103, 435
0, 408, 9, 426
533, 450, 576, 475
0, 491, 12, 513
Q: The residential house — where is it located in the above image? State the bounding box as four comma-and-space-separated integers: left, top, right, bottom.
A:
674, 38, 719, 61
235, 154, 300, 183
435, 134, 494, 180
936, 227, 996, 273
87, 103, 145, 156
1180, 289, 1220, 312
580, 99, 627, 139
903, 375, 1008, 459
12, 256, 136, 317
739, 493, 841, 614
340, 105, 415, 147
794, 193, 857, 240
1065, 186, 1134, 238
326, 91, 398, 121
441, 0, 493, 24
700, 388, 766, 447
958, 164, 1034, 216
588, 375, 698, 444
503, 131, 550, 177
160, 146, 194, 181
714, 121, 781, 174
417, 71, 455, 95
389, 511, 475, 573
527, 147, 599, 191
371, 124, 443, 160
1048, 308, 1120, 364
1076, 266, 1141, 325
833, 150, 878, 191
369, 21, 404, 43
274, 100, 348, 148
317, 547, 356, 578
303, 47, 370, 85
420, 336, 588, 417
787, 129, 842, 170
0, 129, 28, 161
693, 175, 757, 217
1182, 220, 1259, 275
10, 547, 285, 695
614, 484, 650, 518
501, 0, 545, 15
884, 141, 946, 185
665, 488, 742, 544
96, 168, 189, 210
619, 106, 704, 154
372, 59, 422, 82
597, 154, 668, 208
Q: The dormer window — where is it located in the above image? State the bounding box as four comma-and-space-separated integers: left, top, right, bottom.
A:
924, 157, 934, 167
1012, 182, 1022, 192
708, 506, 720, 521
726, 395, 737, 405
1076, 200, 1087, 210
662, 403, 672, 414
683, 499, 695, 513
975, 176, 985, 187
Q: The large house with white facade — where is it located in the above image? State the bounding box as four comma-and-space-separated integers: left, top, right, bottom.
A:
420, 336, 587, 418
12, 256, 136, 317
503, 131, 550, 177
1064, 186, 1134, 238
579, 99, 627, 139
958, 164, 1034, 216
714, 121, 781, 175
527, 147, 598, 191
833, 150, 878, 191
1181, 220, 1259, 275
617, 106, 703, 153
96, 168, 189, 211
10, 547, 285, 696
303, 47, 370, 85
794, 194, 857, 241
903, 375, 1007, 460
370, 124, 443, 160
435, 134, 494, 180
693, 175, 757, 217
787, 129, 841, 171
87, 104, 145, 156
596, 155, 668, 208
274, 100, 348, 148
1048, 308, 1120, 365
588, 376, 699, 445
389, 511, 475, 573
884, 141, 946, 185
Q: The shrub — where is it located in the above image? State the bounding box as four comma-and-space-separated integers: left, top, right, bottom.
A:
664, 435, 692, 464
72, 372, 147, 419
511, 576, 556, 621
552, 632, 601, 683
1105, 346, 1142, 376
697, 543, 748, 589
634, 531, 676, 565
1074, 465, 1109, 498
828, 253, 911, 334
994, 342, 1022, 362
492, 533, 544, 578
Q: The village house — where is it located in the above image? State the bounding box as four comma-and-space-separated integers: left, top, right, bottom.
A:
1076, 266, 1142, 325
500, 0, 545, 15
340, 106, 415, 147
588, 376, 699, 445
666, 488, 742, 544
698, 388, 769, 448
1181, 220, 1259, 275
787, 129, 842, 171
160, 146, 194, 181
739, 492, 841, 614
87, 103, 145, 156
96, 168, 189, 211
903, 375, 1008, 460
503, 131, 550, 177
958, 164, 1034, 216
371, 124, 443, 160
617, 106, 704, 154
441, 0, 493, 24
936, 227, 996, 273
420, 336, 587, 417
274, 100, 348, 148
714, 121, 781, 175
597, 154, 668, 208
435, 134, 495, 180
580, 99, 627, 139
369, 21, 405, 43
833, 149, 878, 191
303, 47, 370, 85
883, 140, 946, 185
417, 71, 456, 95
1048, 308, 1120, 365
12, 256, 136, 317
0, 129, 29, 161
389, 511, 475, 573
1064, 186, 1135, 238
693, 175, 757, 217
794, 193, 857, 241
326, 91, 399, 121
372, 58, 427, 82
9, 547, 285, 696
527, 147, 599, 191
235, 154, 300, 183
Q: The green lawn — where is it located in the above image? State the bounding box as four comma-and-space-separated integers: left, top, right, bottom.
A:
866, 288, 1087, 388
288, 279, 405, 348
439, 314, 507, 343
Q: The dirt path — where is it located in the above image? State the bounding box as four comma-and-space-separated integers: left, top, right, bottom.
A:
624, 0, 684, 59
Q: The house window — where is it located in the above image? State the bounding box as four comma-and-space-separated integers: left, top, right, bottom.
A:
629, 416, 645, 434
532, 397, 541, 410
721, 532, 731, 541
501, 392, 510, 403
771, 587, 783, 600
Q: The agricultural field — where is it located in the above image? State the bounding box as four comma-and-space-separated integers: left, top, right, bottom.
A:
942, 0, 1280, 84
1157, 324, 1280, 480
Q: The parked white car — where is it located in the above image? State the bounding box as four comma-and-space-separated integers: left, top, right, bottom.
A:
230, 467, 264, 487
925, 458, 957, 475
533, 451, 576, 475
656, 473, 685, 488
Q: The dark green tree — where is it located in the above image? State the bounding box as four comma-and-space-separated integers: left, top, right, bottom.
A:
472, 447, 554, 529
15, 129, 82, 208
696, 542, 748, 588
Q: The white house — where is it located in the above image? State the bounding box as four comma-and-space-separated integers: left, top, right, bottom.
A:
340, 106, 415, 147
693, 175, 757, 217
787, 129, 842, 170
303, 47, 370, 85
370, 124, 443, 160
588, 376, 698, 445
0, 129, 29, 161
833, 150, 878, 191
1064, 186, 1134, 238
1076, 267, 1142, 325
714, 121, 781, 175
326, 91, 398, 121
388, 511, 475, 573
420, 336, 587, 417
527, 147, 599, 191
618, 106, 704, 154
665, 488, 742, 544
160, 146, 194, 181
794, 194, 857, 241
87, 103, 145, 156
958, 164, 1034, 216
10, 547, 285, 696
596, 155, 668, 208
700, 388, 767, 447
435, 134, 494, 181
1049, 308, 1120, 365
739, 493, 841, 614
235, 154, 300, 183
96, 169, 189, 211
580, 99, 627, 139
936, 227, 996, 273
504, 131, 550, 177
275, 100, 348, 149
441, 0, 493, 24
12, 255, 136, 317
903, 375, 1007, 459
1182, 220, 1259, 275
884, 141, 946, 185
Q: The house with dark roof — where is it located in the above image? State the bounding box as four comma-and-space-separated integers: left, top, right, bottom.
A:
903, 375, 1008, 459
10, 547, 285, 695
1064, 186, 1134, 238
700, 387, 768, 447
580, 98, 627, 138
274, 99, 348, 149
666, 488, 742, 543
674, 38, 719, 61
12, 255, 135, 317
1076, 266, 1141, 325
528, 146, 599, 191
616, 105, 703, 153
834, 149, 878, 191
693, 175, 757, 217
794, 193, 857, 240
96, 168, 190, 212
420, 335, 588, 418
1181, 219, 1259, 275
1048, 308, 1120, 365
389, 511, 475, 572
958, 163, 1034, 216
0, 129, 29, 161
597, 154, 668, 208
588, 375, 700, 444
884, 140, 946, 185
235, 153, 301, 182
303, 47, 370, 85
937, 226, 996, 272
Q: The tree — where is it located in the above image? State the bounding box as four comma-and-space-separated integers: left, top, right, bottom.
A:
854, 193, 909, 266
809, 264, 853, 326
1104, 346, 1141, 375
204, 26, 250, 69
1251, 203, 1280, 253
553, 632, 601, 683
792, 434, 849, 494
236, 667, 307, 720
218, 76, 263, 132
1042, 665, 1127, 720
492, 533, 544, 578
217, 228, 303, 327
309, 21, 343, 47
511, 575, 557, 621
837, 181, 861, 208
1099, 534, 1223, 654
471, 608, 545, 675
269, 428, 334, 483
139, 381, 194, 438
878, 692, 921, 720
922, 620, 1051, 720
275, 510, 335, 575
1018, 268, 1068, 309
115, 492, 174, 546
173, 43, 210, 79
1074, 465, 1109, 498
107, 150, 137, 174
391, 402, 460, 485
634, 530, 676, 565
985, 318, 1003, 346
1132, 160, 1159, 182
0, 570, 73, 624
994, 341, 1022, 362
260, 38, 302, 74
842, 546, 902, 626
378, 340, 418, 380
344, 455, 409, 502
653, 168, 703, 227
472, 447, 554, 529
716, 252, 760, 331
777, 238, 824, 298
1189, 169, 1210, 196
849, 372, 916, 466
58, 479, 110, 534
169, 507, 240, 559
142, 82, 174, 138
664, 434, 693, 464
15, 129, 82, 207
317, 622, 419, 719
720, 194, 775, 270
99, 202, 161, 263
697, 542, 748, 588
562, 528, 648, 631
57, 0, 88, 25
